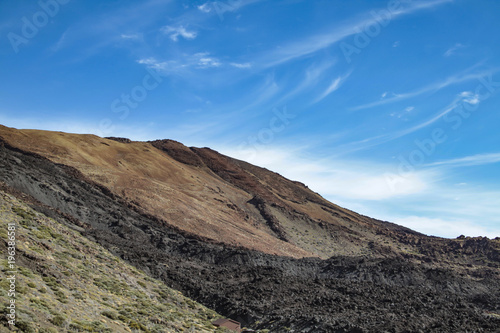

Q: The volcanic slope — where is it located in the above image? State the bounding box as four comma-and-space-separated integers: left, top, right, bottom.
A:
1, 125, 429, 259
0, 189, 227, 333
0, 125, 499, 332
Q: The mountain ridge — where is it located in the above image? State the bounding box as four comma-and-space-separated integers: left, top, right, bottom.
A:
0, 125, 432, 260
0, 124, 499, 332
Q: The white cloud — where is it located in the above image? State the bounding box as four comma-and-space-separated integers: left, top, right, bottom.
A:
137, 58, 169, 71
230, 62, 252, 69
121, 33, 142, 40
196, 0, 265, 20
340, 74, 500, 155
137, 52, 223, 74
444, 43, 465, 57
48, 0, 175, 56
195, 52, 221, 68
258, 0, 451, 68
351, 68, 495, 111
198, 57, 221, 68
273, 60, 337, 105
312, 72, 351, 104
459, 91, 480, 105
161, 25, 197, 41
197, 3, 212, 13
391, 216, 497, 238
405, 106, 414, 112
426, 152, 500, 168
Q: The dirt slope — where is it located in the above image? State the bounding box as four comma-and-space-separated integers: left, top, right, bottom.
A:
0, 125, 430, 259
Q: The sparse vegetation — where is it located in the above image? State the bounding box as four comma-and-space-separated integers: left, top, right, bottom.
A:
50, 314, 66, 326
0, 191, 222, 332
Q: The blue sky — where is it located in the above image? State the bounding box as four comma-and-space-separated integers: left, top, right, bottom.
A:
1, 0, 500, 238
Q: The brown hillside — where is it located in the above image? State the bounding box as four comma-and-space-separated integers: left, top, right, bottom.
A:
0, 125, 444, 259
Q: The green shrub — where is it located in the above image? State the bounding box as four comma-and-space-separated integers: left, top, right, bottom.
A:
12, 206, 34, 220
16, 285, 28, 295
72, 292, 85, 300
39, 328, 58, 333
16, 320, 36, 333
70, 320, 113, 332
101, 310, 118, 320
30, 297, 51, 311
42, 276, 59, 290
19, 266, 34, 278
118, 314, 130, 323
50, 314, 66, 327
129, 321, 149, 332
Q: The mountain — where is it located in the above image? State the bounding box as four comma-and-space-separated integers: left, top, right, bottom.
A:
0, 125, 448, 259
0, 124, 499, 332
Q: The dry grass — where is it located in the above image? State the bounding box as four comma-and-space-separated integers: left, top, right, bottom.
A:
0, 125, 313, 258
0, 190, 226, 332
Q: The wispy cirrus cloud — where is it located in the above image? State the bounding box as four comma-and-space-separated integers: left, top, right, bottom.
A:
161, 25, 197, 41
335, 90, 483, 154
197, 0, 264, 15
48, 0, 173, 56
351, 68, 495, 111
312, 71, 351, 104
426, 152, 500, 168
258, 0, 451, 68
230, 62, 252, 69
196, 53, 222, 68
137, 52, 221, 74
270, 59, 337, 105
121, 33, 142, 40
444, 43, 466, 57
197, 3, 212, 13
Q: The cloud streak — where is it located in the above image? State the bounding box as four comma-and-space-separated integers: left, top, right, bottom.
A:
258, 0, 451, 68
312, 72, 351, 104
351, 68, 495, 111
444, 43, 465, 57
426, 153, 500, 168
334, 89, 484, 155
161, 25, 197, 41
197, 0, 264, 15
137, 52, 222, 74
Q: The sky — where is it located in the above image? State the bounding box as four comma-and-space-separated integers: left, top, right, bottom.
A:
1, 0, 500, 238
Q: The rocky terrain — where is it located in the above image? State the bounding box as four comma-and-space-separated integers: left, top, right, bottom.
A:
0, 125, 499, 332
0, 190, 227, 333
